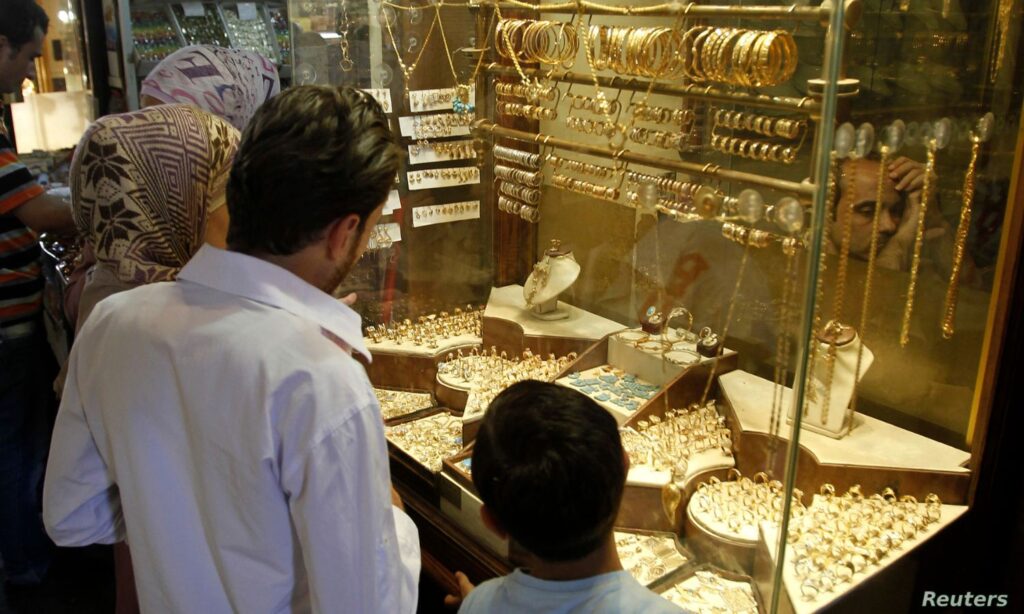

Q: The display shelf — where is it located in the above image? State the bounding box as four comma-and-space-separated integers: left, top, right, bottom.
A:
719, 370, 972, 504
761, 503, 968, 614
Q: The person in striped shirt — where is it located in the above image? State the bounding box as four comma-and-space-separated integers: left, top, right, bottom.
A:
0, 0, 77, 591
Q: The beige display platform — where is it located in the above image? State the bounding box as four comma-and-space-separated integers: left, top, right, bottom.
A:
760, 502, 967, 614
719, 370, 972, 504
484, 284, 623, 346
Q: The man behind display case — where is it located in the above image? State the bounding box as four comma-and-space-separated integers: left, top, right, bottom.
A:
42, 85, 421, 613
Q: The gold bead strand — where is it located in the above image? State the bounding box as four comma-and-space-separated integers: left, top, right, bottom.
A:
899, 138, 937, 347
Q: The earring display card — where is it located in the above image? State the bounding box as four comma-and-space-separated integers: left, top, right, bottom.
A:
367, 222, 402, 249
399, 113, 473, 139
407, 139, 476, 165
406, 167, 480, 191
362, 88, 393, 114
412, 201, 480, 228
409, 86, 476, 113
383, 190, 401, 215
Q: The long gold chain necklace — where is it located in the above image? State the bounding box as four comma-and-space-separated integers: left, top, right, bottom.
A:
803, 152, 838, 413
848, 145, 891, 419
899, 138, 936, 347
700, 244, 750, 405
770, 239, 800, 445
940, 132, 981, 339
818, 159, 857, 421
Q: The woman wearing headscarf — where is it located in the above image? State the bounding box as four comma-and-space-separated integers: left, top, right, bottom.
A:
63, 46, 279, 325
139, 45, 281, 131
69, 104, 239, 329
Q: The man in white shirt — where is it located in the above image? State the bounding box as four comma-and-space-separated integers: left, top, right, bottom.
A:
42, 85, 420, 613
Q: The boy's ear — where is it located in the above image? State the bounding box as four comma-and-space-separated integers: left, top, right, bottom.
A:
480, 504, 508, 540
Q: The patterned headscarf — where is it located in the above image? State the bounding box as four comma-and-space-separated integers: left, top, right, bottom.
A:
71, 104, 240, 284
140, 46, 280, 131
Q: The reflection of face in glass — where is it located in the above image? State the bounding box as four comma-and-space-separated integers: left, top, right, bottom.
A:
831, 158, 905, 260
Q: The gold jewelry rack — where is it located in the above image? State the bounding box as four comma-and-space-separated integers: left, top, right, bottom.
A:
486, 64, 819, 114
487, 0, 840, 21
474, 120, 815, 196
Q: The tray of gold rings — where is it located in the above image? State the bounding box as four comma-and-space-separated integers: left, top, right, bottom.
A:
781, 485, 945, 605
374, 387, 436, 422
384, 407, 463, 474
687, 470, 802, 545
652, 565, 763, 614
364, 306, 483, 355
614, 529, 694, 588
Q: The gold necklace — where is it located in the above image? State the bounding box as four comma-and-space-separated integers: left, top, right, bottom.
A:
849, 145, 891, 419
941, 133, 981, 339
803, 152, 837, 415
899, 138, 936, 347
434, 4, 494, 113
382, 5, 439, 91
770, 239, 799, 444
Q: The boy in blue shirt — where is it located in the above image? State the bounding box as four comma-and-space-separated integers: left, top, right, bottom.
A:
452, 380, 683, 613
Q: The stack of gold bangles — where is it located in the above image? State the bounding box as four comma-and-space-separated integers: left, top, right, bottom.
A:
626, 170, 699, 197
629, 126, 688, 150
493, 144, 541, 169
497, 100, 558, 121
709, 133, 801, 164
498, 180, 541, 205
548, 154, 616, 179
632, 102, 696, 127
494, 164, 542, 187
585, 24, 797, 86
588, 25, 687, 78
497, 18, 578, 65
712, 108, 805, 139
552, 172, 619, 201
495, 81, 558, 102
565, 115, 622, 138
684, 25, 798, 87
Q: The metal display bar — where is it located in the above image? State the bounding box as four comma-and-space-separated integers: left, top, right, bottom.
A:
486, 64, 820, 114
475, 120, 817, 196
488, 0, 829, 20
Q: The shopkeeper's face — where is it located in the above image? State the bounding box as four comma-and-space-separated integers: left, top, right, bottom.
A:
0, 28, 43, 95
831, 158, 905, 259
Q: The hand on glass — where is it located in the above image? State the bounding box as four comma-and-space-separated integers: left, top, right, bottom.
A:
443, 571, 475, 609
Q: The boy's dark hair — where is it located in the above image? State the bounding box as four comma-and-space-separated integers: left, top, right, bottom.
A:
472, 380, 626, 562
0, 0, 49, 50
226, 85, 401, 255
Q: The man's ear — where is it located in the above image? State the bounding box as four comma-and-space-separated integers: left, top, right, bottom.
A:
622, 448, 630, 474
324, 213, 362, 260
479, 504, 508, 540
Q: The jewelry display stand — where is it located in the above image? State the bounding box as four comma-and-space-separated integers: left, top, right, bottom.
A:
720, 370, 972, 504
522, 239, 581, 320
787, 324, 874, 439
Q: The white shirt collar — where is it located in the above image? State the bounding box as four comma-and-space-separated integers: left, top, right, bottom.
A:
178, 245, 371, 361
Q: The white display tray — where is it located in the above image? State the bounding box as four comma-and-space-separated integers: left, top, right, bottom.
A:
719, 370, 971, 473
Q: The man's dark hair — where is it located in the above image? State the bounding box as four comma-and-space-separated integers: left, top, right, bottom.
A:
0, 0, 49, 50
226, 85, 401, 255
472, 380, 626, 562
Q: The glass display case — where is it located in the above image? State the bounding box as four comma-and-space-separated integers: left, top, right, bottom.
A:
288, 0, 1024, 610
109, 0, 291, 109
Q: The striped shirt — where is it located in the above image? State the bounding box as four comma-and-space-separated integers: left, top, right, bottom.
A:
0, 127, 44, 328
